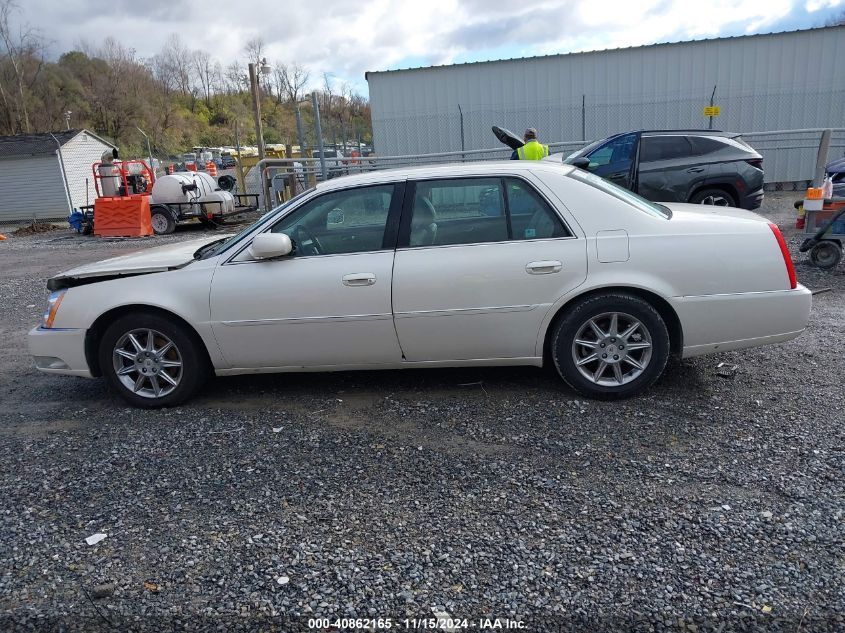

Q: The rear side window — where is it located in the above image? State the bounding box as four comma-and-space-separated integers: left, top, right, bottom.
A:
689, 136, 727, 155
403, 177, 569, 247
504, 178, 569, 239
640, 136, 693, 162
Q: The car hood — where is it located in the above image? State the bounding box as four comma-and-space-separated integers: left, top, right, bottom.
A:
47, 236, 232, 289
661, 202, 768, 223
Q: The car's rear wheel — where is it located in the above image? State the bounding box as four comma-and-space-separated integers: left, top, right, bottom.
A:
551, 294, 670, 399
98, 312, 208, 408
689, 188, 737, 207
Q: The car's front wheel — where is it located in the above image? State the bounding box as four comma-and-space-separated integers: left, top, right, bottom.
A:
551, 294, 670, 399
98, 312, 208, 408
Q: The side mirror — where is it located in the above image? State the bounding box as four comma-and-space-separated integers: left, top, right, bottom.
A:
248, 233, 292, 260
570, 157, 591, 169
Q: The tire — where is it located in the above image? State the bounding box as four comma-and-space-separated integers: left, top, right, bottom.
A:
551, 293, 670, 400
809, 241, 842, 270
689, 188, 737, 207
150, 207, 176, 235
98, 312, 208, 408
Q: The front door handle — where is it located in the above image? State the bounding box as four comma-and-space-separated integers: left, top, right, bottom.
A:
526, 260, 562, 274
342, 273, 376, 286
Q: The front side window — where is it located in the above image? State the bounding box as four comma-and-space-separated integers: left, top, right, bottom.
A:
587, 133, 637, 168
404, 177, 569, 247
270, 184, 395, 256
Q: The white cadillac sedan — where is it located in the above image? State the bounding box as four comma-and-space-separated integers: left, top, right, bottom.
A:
29, 162, 811, 408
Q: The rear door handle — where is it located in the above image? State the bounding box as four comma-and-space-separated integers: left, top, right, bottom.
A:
526, 260, 562, 274
342, 273, 376, 286
686, 167, 705, 173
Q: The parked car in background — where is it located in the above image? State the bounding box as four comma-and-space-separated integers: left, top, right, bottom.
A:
220, 152, 237, 169
29, 161, 810, 408
312, 149, 346, 179
564, 130, 765, 210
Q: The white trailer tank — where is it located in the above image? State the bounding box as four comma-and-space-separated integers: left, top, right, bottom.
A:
150, 172, 235, 215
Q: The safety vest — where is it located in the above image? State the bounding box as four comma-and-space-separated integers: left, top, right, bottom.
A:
516, 140, 550, 160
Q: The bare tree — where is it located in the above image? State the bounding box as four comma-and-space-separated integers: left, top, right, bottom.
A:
282, 62, 309, 103
0, 0, 45, 133
223, 60, 247, 94
191, 49, 221, 105
243, 37, 265, 66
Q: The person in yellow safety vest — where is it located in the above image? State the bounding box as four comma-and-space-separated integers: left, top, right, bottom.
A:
513, 128, 549, 160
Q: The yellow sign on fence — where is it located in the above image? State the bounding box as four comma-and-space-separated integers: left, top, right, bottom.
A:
703, 106, 721, 117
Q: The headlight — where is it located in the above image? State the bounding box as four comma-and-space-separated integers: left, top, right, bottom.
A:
42, 289, 66, 328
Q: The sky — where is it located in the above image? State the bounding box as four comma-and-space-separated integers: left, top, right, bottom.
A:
9, 0, 845, 95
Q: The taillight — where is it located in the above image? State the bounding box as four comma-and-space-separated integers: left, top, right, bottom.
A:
746, 158, 763, 170
768, 223, 797, 289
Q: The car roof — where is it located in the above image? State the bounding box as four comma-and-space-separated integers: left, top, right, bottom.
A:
643, 130, 742, 138
313, 160, 576, 192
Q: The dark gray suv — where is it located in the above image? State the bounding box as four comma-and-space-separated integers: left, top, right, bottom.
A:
564, 130, 764, 209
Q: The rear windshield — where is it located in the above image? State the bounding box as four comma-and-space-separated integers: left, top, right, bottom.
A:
568, 170, 671, 219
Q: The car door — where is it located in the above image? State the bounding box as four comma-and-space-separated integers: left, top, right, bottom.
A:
209, 183, 404, 369
636, 135, 702, 202
585, 132, 640, 191
391, 176, 587, 362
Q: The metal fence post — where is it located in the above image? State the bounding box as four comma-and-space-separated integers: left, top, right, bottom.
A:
581, 95, 586, 141
458, 104, 465, 161
814, 129, 832, 187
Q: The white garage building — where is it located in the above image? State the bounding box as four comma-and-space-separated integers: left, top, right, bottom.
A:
0, 129, 116, 223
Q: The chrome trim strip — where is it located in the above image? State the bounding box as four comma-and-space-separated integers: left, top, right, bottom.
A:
221, 313, 393, 327
394, 304, 538, 319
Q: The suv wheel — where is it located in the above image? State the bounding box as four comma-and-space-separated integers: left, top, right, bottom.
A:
689, 188, 736, 207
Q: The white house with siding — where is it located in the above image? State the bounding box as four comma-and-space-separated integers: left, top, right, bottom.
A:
0, 129, 116, 222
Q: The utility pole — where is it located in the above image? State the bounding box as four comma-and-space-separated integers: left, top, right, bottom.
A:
249, 59, 271, 161
312, 92, 327, 181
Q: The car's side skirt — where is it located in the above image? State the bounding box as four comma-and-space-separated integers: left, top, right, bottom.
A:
215, 356, 544, 376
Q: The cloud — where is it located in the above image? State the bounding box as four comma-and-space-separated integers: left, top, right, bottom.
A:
9, 0, 841, 95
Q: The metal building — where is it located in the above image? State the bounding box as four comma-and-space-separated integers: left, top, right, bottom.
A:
0, 129, 116, 222
366, 26, 845, 182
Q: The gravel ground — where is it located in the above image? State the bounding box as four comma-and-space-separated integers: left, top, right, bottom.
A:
0, 194, 842, 632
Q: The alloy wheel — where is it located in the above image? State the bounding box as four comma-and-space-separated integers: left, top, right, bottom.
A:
570, 311, 653, 386
112, 328, 183, 399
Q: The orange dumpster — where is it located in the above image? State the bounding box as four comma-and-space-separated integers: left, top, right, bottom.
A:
94, 196, 153, 238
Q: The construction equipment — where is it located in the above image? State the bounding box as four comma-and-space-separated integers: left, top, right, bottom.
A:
798, 187, 845, 270
77, 152, 258, 236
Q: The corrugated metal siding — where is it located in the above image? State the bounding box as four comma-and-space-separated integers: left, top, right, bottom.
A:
368, 27, 845, 181
0, 155, 70, 221
60, 132, 114, 210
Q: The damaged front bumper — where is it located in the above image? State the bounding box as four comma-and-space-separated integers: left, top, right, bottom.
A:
28, 326, 93, 377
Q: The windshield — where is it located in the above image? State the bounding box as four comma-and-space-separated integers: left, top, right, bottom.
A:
198, 188, 315, 259
568, 170, 671, 219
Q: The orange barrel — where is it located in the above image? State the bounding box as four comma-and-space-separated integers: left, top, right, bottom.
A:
186, 163, 197, 172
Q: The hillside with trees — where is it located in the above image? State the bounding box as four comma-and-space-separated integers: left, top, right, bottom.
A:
0, 1, 371, 158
